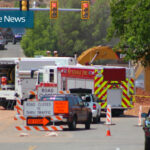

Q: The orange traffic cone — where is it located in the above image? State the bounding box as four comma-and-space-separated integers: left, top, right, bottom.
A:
106, 127, 111, 136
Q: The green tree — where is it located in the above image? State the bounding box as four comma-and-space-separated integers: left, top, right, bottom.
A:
21, 0, 111, 57
107, 0, 150, 66
21, 11, 57, 57
55, 0, 111, 56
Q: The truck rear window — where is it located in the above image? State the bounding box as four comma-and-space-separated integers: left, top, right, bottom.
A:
103, 68, 125, 81
41, 96, 66, 101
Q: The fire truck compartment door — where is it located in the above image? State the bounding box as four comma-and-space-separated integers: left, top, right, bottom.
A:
107, 89, 122, 107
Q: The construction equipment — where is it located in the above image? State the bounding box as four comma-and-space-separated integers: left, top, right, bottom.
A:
77, 46, 119, 65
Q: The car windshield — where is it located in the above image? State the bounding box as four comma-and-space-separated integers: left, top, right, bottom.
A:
40, 95, 66, 101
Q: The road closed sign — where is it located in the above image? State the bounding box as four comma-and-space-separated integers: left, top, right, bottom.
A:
54, 101, 69, 114
24, 101, 54, 117
37, 86, 57, 100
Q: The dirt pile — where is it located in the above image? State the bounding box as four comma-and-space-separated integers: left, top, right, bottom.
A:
124, 88, 150, 116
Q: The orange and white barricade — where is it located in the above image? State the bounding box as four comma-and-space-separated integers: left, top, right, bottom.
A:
137, 105, 150, 126
15, 125, 63, 131
14, 95, 64, 132
138, 105, 142, 126
15, 97, 23, 115
106, 105, 112, 125
15, 116, 64, 131
14, 115, 63, 121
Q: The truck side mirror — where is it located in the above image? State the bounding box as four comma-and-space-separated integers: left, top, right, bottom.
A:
14, 93, 19, 97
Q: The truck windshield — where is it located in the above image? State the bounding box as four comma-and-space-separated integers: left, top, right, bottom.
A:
38, 73, 43, 84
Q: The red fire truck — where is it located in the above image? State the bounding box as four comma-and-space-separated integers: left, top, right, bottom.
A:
34, 65, 135, 116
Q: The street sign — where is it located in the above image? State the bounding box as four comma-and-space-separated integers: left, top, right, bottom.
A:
27, 117, 51, 126
24, 101, 54, 117
37, 86, 57, 100
54, 101, 69, 114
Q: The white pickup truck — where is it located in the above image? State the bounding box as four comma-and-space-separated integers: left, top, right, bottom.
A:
69, 88, 101, 124
82, 94, 101, 123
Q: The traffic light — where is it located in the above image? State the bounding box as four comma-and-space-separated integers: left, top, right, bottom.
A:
50, 1, 58, 19
20, 0, 29, 11
81, 1, 90, 19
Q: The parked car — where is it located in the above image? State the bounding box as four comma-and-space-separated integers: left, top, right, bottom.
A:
3, 29, 14, 43
3, 28, 25, 44
11, 28, 25, 44
12, 33, 23, 44
142, 109, 150, 150
0, 32, 6, 50
81, 94, 101, 123
40, 94, 92, 130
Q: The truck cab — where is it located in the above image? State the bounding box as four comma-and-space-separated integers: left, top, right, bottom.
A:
37, 66, 57, 84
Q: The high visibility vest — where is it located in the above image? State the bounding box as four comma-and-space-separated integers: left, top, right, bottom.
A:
1, 77, 7, 85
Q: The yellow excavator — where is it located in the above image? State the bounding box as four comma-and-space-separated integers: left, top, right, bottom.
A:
77, 45, 143, 80
77, 45, 119, 65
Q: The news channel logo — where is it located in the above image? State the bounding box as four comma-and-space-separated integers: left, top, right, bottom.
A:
0, 11, 34, 28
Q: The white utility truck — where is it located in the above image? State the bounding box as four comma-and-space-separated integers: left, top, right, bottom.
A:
0, 57, 76, 109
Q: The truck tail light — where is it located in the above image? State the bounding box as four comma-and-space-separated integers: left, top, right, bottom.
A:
93, 104, 96, 110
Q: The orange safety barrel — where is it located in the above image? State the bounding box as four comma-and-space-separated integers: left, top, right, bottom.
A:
1, 77, 7, 85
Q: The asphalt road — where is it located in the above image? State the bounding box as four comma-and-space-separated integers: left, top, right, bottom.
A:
0, 42, 25, 58
0, 109, 145, 150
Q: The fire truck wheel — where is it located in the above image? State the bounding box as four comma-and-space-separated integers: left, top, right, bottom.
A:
68, 116, 77, 130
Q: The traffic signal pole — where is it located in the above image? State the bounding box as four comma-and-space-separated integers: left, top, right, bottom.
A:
0, 8, 81, 12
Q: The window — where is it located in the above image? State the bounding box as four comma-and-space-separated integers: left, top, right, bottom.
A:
85, 96, 91, 102
38, 73, 43, 84
67, 96, 74, 107
62, 77, 66, 91
41, 96, 66, 101
49, 69, 54, 82
74, 96, 81, 105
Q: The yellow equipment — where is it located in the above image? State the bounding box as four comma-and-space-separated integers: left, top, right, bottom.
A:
77, 46, 119, 65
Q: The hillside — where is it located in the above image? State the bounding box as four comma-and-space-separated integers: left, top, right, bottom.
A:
125, 88, 150, 116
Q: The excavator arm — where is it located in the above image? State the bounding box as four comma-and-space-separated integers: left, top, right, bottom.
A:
77, 46, 119, 65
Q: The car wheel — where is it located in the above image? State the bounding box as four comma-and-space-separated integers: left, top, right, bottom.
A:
85, 114, 91, 129
145, 136, 150, 150
68, 117, 77, 130
98, 116, 101, 123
